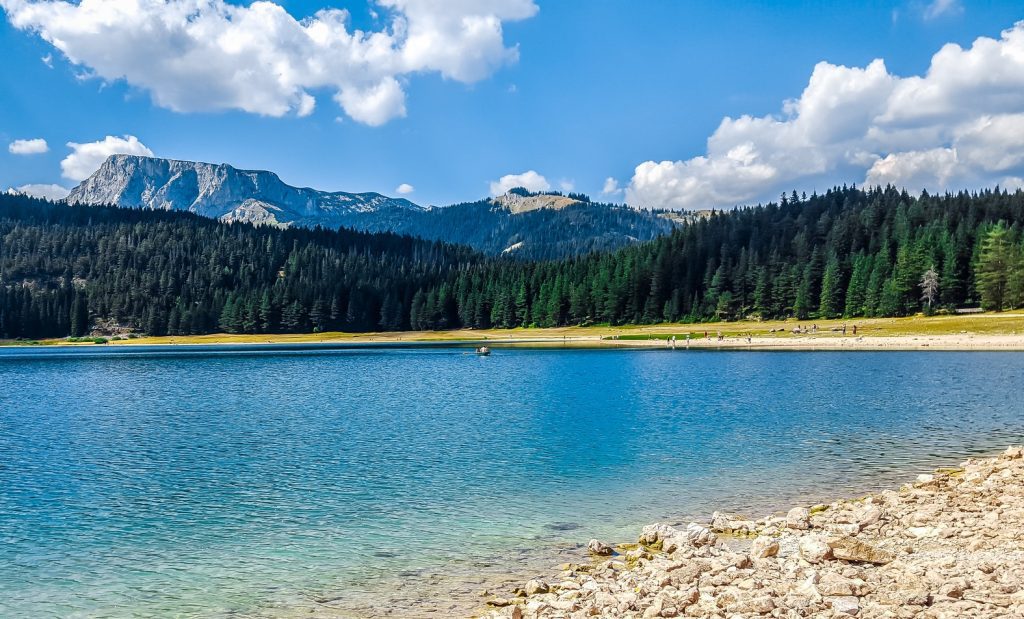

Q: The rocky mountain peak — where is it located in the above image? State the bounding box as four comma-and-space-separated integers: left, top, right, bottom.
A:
67, 155, 422, 227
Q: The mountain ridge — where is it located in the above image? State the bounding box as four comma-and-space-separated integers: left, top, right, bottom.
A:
67, 154, 423, 227
66, 155, 677, 259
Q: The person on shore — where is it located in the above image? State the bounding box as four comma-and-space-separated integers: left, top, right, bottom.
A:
842, 324, 847, 335
853, 325, 858, 335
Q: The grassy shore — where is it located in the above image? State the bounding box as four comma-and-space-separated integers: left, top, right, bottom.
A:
5, 312, 1023, 350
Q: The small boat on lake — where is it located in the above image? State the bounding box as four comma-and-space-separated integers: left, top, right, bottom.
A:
476, 346, 491, 356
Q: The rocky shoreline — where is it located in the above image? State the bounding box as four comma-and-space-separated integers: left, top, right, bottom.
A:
479, 447, 1024, 618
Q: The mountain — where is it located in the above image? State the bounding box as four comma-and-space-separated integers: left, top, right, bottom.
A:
386, 197, 676, 260
67, 155, 423, 228
67, 155, 677, 259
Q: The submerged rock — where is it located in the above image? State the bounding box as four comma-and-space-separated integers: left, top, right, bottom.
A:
587, 539, 613, 555
524, 579, 549, 595
638, 523, 678, 545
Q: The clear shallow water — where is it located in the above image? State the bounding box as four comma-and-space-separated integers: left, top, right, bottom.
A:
1, 346, 1023, 618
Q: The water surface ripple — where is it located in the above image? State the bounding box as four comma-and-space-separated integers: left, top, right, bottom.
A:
1, 347, 1022, 617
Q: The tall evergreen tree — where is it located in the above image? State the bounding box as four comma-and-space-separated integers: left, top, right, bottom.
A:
976, 224, 1013, 311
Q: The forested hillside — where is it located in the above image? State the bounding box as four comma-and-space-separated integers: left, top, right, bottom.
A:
0, 194, 477, 339
412, 186, 1024, 329
2, 186, 1023, 339
383, 197, 676, 260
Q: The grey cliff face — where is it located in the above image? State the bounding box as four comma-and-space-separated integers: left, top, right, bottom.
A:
66, 154, 422, 227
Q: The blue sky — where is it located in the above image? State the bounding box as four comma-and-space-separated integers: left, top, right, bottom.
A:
2, 1, 1024, 208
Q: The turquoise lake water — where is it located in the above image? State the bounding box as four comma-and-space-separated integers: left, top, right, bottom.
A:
1, 346, 1023, 618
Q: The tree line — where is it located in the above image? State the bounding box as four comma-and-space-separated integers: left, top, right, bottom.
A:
409, 186, 1024, 329
0, 194, 477, 339
1, 185, 1022, 339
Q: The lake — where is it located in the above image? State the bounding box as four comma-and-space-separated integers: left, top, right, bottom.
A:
1, 345, 1022, 618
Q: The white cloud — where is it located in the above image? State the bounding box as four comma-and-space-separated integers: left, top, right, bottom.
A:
866, 147, 960, 190
626, 22, 1024, 210
924, 0, 963, 20
601, 177, 623, 196
8, 183, 72, 200
558, 179, 575, 192
296, 93, 316, 118
61, 135, 154, 181
489, 170, 550, 195
1001, 176, 1024, 190
8, 138, 49, 155
334, 77, 406, 126
395, 182, 415, 194
1, 0, 537, 126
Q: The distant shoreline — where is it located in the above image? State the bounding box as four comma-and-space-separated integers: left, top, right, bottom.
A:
4, 334, 1024, 353
4, 312, 1024, 351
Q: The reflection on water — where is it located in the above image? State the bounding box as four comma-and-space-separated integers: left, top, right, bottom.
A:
1, 347, 1022, 617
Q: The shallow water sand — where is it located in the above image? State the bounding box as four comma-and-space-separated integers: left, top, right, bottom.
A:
1, 347, 1022, 618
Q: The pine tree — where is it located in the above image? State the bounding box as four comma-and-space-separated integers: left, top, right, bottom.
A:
864, 253, 889, 317
752, 267, 772, 318
844, 253, 871, 317
818, 254, 843, 318
794, 271, 812, 320
976, 224, 1012, 311
69, 293, 89, 337
219, 296, 238, 333
1007, 243, 1024, 309
258, 292, 275, 332
380, 293, 403, 331
514, 281, 529, 326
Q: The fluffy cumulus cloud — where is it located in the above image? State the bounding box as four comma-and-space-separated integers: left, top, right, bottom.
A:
8, 138, 49, 155
0, 0, 537, 126
489, 170, 550, 195
626, 22, 1024, 210
395, 182, 414, 194
61, 135, 154, 181
8, 183, 72, 200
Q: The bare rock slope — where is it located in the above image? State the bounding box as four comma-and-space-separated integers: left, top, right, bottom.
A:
67, 154, 421, 228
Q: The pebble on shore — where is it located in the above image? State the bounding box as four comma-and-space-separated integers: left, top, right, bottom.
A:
481, 446, 1024, 618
